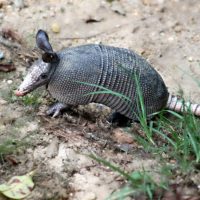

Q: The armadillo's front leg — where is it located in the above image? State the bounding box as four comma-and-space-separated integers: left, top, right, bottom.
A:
47, 102, 69, 117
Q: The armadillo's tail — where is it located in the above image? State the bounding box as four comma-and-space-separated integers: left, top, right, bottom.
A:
166, 94, 200, 116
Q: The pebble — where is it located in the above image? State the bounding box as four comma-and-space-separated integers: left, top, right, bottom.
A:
51, 23, 60, 33
142, 0, 165, 5
7, 80, 13, 84
0, 51, 4, 60
5, 5, 12, 12
0, 12, 4, 19
174, 25, 182, 33
14, 0, 24, 9
168, 36, 174, 42
82, 192, 97, 200
188, 56, 193, 62
115, 144, 132, 153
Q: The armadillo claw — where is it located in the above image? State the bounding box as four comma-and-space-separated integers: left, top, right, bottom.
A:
46, 102, 68, 118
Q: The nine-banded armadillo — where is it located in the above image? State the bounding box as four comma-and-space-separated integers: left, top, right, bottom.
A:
15, 30, 200, 122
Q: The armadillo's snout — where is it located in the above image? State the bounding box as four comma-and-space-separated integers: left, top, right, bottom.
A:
15, 89, 26, 96
15, 73, 33, 97
15, 83, 29, 97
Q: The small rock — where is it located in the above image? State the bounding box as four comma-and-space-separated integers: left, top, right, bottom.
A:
46, 137, 59, 158
112, 128, 134, 144
115, 143, 133, 153
0, 12, 4, 19
14, 0, 24, 9
188, 56, 193, 62
168, 36, 174, 42
0, 51, 4, 60
51, 23, 60, 33
7, 80, 13, 84
82, 192, 97, 200
142, 0, 165, 5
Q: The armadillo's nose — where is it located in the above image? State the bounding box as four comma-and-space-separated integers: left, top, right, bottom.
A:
15, 90, 25, 96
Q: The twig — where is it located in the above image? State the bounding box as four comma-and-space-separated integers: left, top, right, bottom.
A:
0, 36, 21, 48
0, 63, 16, 72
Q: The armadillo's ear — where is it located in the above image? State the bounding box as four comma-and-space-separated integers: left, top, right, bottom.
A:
36, 29, 53, 53
42, 52, 59, 63
36, 29, 59, 63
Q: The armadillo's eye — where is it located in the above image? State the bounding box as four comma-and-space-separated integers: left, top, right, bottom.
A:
41, 73, 48, 79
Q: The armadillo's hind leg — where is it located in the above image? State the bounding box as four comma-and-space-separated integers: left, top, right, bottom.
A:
108, 112, 132, 127
47, 102, 69, 118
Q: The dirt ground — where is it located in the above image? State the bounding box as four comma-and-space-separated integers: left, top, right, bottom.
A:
0, 0, 200, 199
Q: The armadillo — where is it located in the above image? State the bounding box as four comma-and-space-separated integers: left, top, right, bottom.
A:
15, 30, 200, 122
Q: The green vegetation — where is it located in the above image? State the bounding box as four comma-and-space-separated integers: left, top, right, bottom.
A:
80, 74, 200, 199
0, 136, 32, 167
1, 84, 43, 107
0, 83, 41, 163
0, 139, 27, 156
20, 92, 43, 107
90, 154, 167, 200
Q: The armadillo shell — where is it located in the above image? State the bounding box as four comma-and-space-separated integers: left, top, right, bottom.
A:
47, 44, 169, 120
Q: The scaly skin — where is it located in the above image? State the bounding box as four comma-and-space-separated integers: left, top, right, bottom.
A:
46, 102, 69, 117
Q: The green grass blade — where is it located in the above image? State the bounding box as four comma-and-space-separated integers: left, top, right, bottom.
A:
187, 131, 200, 162
152, 128, 177, 148
165, 110, 183, 119
89, 154, 135, 182
106, 187, 136, 200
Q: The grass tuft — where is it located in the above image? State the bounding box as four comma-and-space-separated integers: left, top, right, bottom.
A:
89, 154, 167, 200
79, 70, 200, 198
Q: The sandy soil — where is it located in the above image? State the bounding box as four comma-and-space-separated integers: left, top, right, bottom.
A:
0, 0, 200, 199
